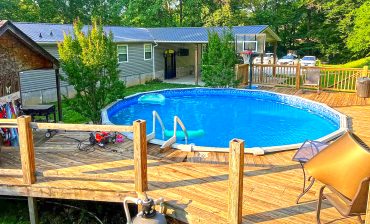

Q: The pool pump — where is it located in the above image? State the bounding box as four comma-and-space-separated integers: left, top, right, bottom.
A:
123, 194, 167, 224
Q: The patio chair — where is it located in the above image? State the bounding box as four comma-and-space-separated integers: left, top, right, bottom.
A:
304, 132, 370, 223
302, 68, 321, 93
292, 140, 329, 203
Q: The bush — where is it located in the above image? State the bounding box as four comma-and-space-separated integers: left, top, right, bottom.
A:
201, 29, 239, 87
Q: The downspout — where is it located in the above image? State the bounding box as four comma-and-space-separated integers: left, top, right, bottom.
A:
152, 40, 158, 80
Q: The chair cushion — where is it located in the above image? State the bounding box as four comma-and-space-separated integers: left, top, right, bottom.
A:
304, 132, 370, 200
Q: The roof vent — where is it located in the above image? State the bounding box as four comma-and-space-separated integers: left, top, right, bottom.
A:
50, 31, 53, 36
39, 33, 42, 38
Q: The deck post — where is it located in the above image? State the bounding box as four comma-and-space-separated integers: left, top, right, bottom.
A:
133, 120, 148, 193
296, 63, 301, 90
55, 68, 63, 122
235, 64, 239, 81
273, 41, 277, 77
228, 139, 245, 224
195, 44, 199, 85
28, 197, 39, 224
17, 116, 36, 184
363, 66, 369, 77
365, 184, 370, 224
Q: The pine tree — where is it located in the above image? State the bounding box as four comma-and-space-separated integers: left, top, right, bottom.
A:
58, 18, 125, 124
202, 29, 238, 87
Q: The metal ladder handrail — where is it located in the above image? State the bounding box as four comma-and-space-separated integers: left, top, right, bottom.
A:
161, 115, 189, 149
174, 116, 188, 144
147, 110, 165, 140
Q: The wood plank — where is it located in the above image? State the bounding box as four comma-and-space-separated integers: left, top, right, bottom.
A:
31, 122, 133, 132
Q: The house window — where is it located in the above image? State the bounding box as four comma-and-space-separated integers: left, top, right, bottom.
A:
117, 45, 128, 63
243, 41, 258, 52
144, 44, 152, 60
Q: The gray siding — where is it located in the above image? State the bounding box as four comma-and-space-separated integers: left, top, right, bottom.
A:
20, 70, 69, 93
155, 46, 165, 72
20, 44, 67, 93
155, 43, 197, 78
118, 43, 154, 77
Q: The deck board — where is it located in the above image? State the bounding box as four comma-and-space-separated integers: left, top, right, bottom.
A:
0, 88, 369, 223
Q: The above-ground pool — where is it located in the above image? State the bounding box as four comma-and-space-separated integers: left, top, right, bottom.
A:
102, 88, 347, 154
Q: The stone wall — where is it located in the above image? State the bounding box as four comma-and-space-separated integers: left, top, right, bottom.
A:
0, 31, 53, 97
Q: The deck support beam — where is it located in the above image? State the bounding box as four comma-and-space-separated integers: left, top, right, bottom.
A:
133, 120, 148, 193
228, 139, 245, 224
27, 197, 39, 224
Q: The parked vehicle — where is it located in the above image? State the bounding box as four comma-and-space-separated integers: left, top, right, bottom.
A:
253, 53, 277, 64
277, 54, 299, 65
300, 56, 317, 66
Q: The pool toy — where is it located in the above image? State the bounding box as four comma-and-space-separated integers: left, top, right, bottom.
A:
138, 93, 165, 105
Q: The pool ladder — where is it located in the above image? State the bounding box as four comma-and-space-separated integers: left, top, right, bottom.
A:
147, 111, 188, 148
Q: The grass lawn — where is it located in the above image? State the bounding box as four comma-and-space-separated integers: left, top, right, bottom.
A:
323, 56, 370, 68
59, 81, 196, 124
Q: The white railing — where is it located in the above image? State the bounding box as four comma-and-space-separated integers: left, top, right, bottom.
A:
147, 110, 165, 141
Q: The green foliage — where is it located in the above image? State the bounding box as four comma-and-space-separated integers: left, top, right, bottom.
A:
121, 0, 176, 27
201, 30, 239, 87
58, 18, 125, 124
346, 1, 370, 58
325, 56, 370, 68
3, 0, 370, 64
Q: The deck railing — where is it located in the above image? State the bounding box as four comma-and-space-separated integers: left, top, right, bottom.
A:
0, 116, 148, 192
236, 64, 370, 92
0, 116, 247, 224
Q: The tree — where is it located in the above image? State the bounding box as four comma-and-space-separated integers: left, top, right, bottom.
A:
58, 19, 125, 124
121, 0, 176, 27
346, 1, 370, 58
202, 29, 238, 87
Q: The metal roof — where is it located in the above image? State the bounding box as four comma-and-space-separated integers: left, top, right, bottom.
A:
14, 22, 153, 43
147, 25, 269, 43
13, 22, 279, 44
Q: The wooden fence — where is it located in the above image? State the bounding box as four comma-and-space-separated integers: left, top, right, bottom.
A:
236, 64, 370, 92
0, 116, 246, 224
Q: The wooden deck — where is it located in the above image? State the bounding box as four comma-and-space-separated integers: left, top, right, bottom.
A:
1, 89, 369, 223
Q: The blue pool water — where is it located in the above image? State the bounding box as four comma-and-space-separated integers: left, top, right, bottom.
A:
107, 89, 339, 148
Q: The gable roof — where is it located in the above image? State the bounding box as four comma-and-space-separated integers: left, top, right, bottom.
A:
14, 22, 281, 44
0, 20, 59, 67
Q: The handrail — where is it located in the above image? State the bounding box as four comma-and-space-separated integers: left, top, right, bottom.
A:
147, 111, 165, 140
174, 116, 189, 144
30, 122, 134, 132
0, 118, 18, 128
161, 116, 188, 149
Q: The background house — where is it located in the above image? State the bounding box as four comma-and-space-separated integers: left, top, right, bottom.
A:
14, 22, 280, 104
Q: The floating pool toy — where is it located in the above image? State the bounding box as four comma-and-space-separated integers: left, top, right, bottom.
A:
164, 129, 205, 139
138, 93, 165, 105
